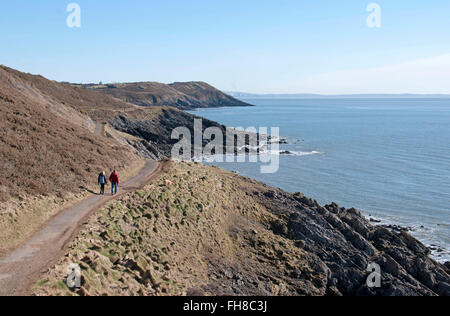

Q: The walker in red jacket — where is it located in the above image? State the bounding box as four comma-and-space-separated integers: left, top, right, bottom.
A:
109, 171, 119, 195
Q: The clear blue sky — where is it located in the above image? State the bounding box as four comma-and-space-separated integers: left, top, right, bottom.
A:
1, 0, 450, 94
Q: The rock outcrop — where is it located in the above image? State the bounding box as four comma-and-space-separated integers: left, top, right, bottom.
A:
108, 107, 262, 159
255, 191, 450, 296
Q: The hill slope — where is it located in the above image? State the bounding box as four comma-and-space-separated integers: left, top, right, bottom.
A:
0, 66, 140, 202
33, 162, 450, 296
80, 81, 252, 110
0, 65, 251, 257
0, 66, 143, 122
0, 65, 142, 255
0, 67, 251, 161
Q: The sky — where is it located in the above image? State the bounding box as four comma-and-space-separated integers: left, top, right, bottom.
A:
1, 0, 450, 94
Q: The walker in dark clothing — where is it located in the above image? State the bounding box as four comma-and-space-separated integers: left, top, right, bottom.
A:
109, 171, 119, 196
98, 172, 107, 195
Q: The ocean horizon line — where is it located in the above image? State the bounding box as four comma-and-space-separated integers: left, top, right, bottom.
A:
226, 92, 450, 99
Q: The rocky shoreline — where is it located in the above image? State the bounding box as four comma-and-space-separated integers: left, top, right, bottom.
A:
366, 216, 450, 264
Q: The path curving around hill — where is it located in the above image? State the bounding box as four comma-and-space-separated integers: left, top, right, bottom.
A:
0, 160, 165, 296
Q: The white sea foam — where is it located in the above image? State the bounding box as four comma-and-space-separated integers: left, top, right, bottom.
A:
196, 149, 323, 162
263, 150, 324, 156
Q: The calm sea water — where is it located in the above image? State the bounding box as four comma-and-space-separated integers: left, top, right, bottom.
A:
190, 98, 450, 262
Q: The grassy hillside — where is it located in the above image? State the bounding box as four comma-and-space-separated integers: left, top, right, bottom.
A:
0, 66, 141, 122
32, 162, 325, 296
33, 162, 450, 296
0, 66, 142, 201
0, 65, 253, 260
0, 66, 247, 161
0, 66, 142, 255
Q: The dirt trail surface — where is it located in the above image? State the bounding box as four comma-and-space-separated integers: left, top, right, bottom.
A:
0, 160, 163, 296
94, 122, 105, 136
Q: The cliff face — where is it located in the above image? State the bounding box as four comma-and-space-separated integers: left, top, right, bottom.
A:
107, 107, 258, 160
108, 107, 226, 159
81, 81, 253, 110
33, 162, 450, 296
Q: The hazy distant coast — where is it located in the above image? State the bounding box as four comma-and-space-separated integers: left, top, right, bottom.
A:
227, 92, 450, 99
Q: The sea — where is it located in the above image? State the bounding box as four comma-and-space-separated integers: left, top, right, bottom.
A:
189, 98, 450, 262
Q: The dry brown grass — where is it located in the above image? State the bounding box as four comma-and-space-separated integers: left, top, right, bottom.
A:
0, 65, 144, 256
0, 97, 136, 202
79, 81, 251, 110
32, 162, 323, 296
0, 159, 147, 258
0, 66, 140, 202
0, 65, 140, 122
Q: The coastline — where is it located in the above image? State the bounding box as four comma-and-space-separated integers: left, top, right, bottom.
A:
2, 64, 449, 296
364, 214, 450, 263
191, 99, 450, 264
33, 161, 450, 296
223, 166, 450, 264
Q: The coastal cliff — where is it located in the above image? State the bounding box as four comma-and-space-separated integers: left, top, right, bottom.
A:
79, 81, 253, 110
1, 65, 449, 296
33, 162, 450, 296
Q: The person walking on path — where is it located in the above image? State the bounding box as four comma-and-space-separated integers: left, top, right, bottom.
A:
98, 171, 107, 195
109, 170, 119, 195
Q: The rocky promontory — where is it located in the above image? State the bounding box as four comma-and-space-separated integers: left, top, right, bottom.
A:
80, 81, 253, 110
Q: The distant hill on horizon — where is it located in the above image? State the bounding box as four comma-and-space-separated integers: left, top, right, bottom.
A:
227, 91, 450, 99
76, 81, 253, 110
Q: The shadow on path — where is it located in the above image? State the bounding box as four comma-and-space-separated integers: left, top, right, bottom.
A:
79, 186, 99, 195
